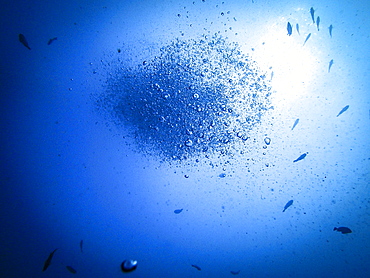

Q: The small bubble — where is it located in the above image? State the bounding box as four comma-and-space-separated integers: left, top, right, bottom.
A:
219, 173, 226, 178
185, 139, 193, 147
221, 12, 224, 16
177, 14, 181, 17
264, 137, 271, 145
184, 174, 189, 178
68, 88, 73, 91
193, 93, 199, 99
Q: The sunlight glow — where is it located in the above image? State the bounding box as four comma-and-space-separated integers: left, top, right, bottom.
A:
247, 18, 319, 106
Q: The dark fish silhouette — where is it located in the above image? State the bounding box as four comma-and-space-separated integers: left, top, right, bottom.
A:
310, 7, 315, 23
291, 119, 299, 130
328, 25, 333, 37
334, 227, 352, 234
287, 22, 292, 36
191, 264, 201, 271
328, 59, 334, 72
18, 34, 31, 50
174, 209, 183, 214
66, 265, 77, 274
80, 239, 83, 252
336, 105, 349, 117
296, 23, 300, 35
316, 16, 320, 31
42, 248, 58, 271
283, 200, 293, 212
303, 33, 311, 46
47, 37, 57, 45
293, 152, 307, 163
231, 270, 241, 275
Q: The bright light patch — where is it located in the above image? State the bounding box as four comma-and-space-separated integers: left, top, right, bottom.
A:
246, 18, 319, 106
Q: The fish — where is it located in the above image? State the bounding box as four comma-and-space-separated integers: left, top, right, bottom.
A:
42, 248, 58, 271
328, 24, 333, 37
80, 239, 83, 253
191, 264, 201, 271
303, 33, 311, 46
296, 23, 300, 35
18, 34, 31, 50
283, 200, 293, 212
47, 37, 57, 45
316, 16, 320, 31
174, 209, 183, 214
291, 118, 299, 130
66, 265, 77, 274
231, 270, 241, 275
336, 105, 349, 117
287, 22, 292, 36
334, 227, 352, 234
293, 152, 307, 163
328, 59, 334, 72
310, 7, 315, 23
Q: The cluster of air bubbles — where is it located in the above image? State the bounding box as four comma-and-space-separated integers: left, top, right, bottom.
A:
99, 34, 273, 165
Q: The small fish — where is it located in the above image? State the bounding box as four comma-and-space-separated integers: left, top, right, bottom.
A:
283, 200, 293, 212
80, 239, 83, 253
336, 105, 349, 117
293, 152, 307, 163
231, 270, 241, 275
296, 23, 300, 35
191, 264, 201, 271
42, 248, 58, 271
66, 265, 77, 274
47, 37, 57, 45
328, 25, 333, 37
316, 16, 320, 31
287, 22, 292, 36
291, 119, 299, 130
18, 34, 31, 50
328, 59, 334, 72
174, 209, 183, 214
303, 33, 311, 46
310, 7, 315, 23
334, 227, 352, 234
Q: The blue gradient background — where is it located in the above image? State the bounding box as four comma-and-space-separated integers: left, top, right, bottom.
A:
1, 0, 370, 277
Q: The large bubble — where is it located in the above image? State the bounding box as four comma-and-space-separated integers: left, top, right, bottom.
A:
98, 34, 273, 164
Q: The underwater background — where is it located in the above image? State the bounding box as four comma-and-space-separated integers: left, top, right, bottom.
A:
1, 0, 370, 277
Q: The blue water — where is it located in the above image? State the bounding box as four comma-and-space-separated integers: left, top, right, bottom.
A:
1, 0, 370, 277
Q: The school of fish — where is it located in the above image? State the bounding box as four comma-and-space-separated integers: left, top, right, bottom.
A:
287, 7, 335, 72
283, 8, 352, 245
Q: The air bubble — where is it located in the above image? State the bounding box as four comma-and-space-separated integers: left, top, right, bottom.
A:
185, 139, 193, 147
264, 137, 271, 145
